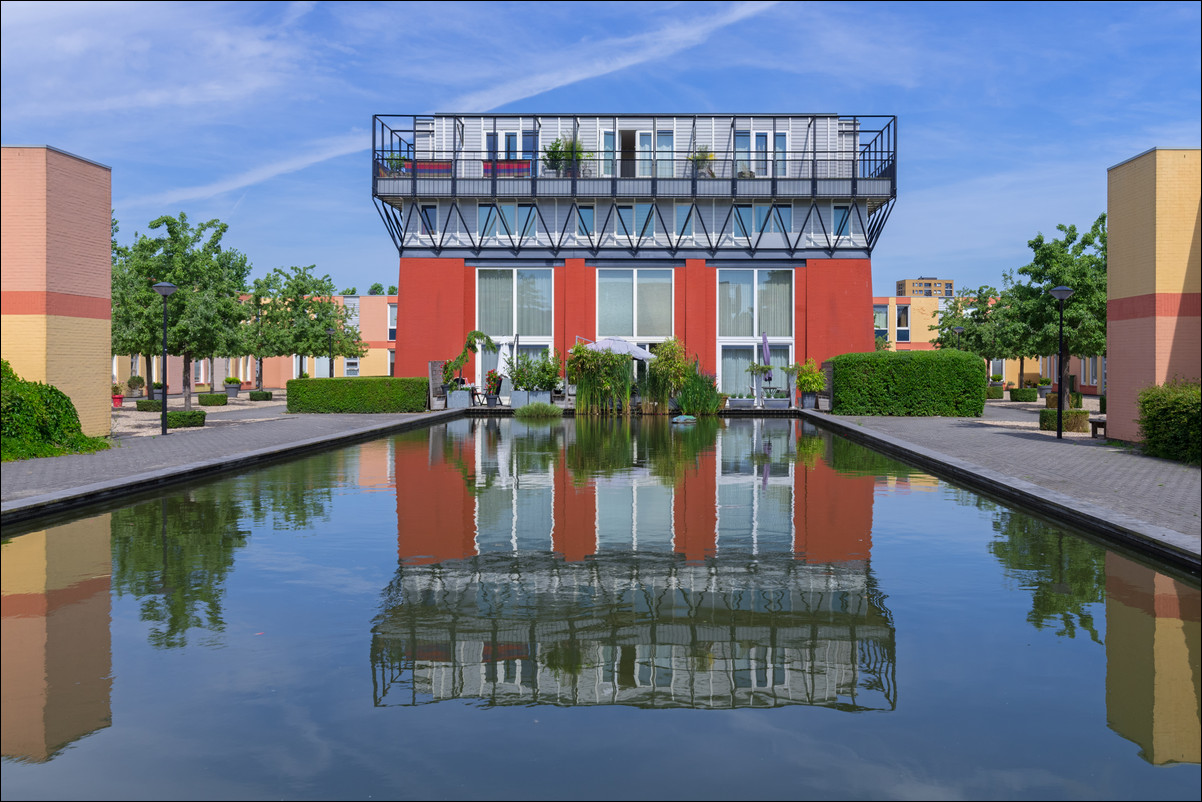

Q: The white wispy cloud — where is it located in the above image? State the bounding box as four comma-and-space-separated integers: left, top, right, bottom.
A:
120, 131, 370, 208
448, 1, 780, 111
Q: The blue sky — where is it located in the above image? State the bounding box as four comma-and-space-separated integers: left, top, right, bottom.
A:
2, 1, 1199, 297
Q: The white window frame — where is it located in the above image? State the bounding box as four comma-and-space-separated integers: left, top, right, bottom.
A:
345, 357, 360, 378
595, 268, 675, 341
734, 203, 792, 239
474, 267, 555, 385
715, 268, 795, 394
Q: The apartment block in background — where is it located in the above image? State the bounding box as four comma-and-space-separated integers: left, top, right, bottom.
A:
896, 276, 954, 297
371, 113, 897, 393
1106, 148, 1201, 442
1, 146, 112, 436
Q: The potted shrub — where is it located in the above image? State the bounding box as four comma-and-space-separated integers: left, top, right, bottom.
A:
688, 146, 716, 178
126, 375, 145, 398
151, 381, 167, 401
796, 358, 825, 409
727, 393, 755, 410
745, 362, 773, 405
989, 374, 1004, 387
484, 369, 503, 407
508, 350, 558, 408
112, 382, 125, 408
763, 389, 791, 410
223, 376, 242, 398
1036, 377, 1053, 399
542, 137, 593, 178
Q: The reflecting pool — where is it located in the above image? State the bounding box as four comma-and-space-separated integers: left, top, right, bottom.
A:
2, 418, 1198, 800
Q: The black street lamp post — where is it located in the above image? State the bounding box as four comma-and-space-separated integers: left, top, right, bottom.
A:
1049, 285, 1074, 439
953, 325, 964, 349
152, 282, 178, 436
326, 328, 336, 377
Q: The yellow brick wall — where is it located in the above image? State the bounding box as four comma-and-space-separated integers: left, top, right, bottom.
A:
1108, 151, 1158, 301
1155, 149, 1201, 294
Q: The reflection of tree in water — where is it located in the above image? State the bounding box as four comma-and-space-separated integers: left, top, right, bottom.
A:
110, 487, 250, 648
236, 452, 336, 530
988, 511, 1105, 642
566, 418, 635, 483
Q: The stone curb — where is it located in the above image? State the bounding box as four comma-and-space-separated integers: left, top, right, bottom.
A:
1, 410, 464, 526
801, 410, 1200, 575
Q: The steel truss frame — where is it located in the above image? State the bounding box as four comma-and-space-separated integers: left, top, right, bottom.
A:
373, 196, 895, 259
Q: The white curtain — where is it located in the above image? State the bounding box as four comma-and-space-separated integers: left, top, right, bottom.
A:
598, 270, 634, 336
478, 269, 513, 336
636, 270, 672, 337
516, 269, 552, 336
758, 270, 793, 337
721, 345, 754, 395
718, 270, 754, 337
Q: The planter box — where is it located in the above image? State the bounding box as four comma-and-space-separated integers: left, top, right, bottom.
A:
763, 398, 791, 410
727, 398, 755, 410
485, 394, 500, 407
447, 390, 474, 408
150, 388, 167, 401
1036, 385, 1051, 399
112, 395, 124, 408
800, 392, 818, 410
511, 390, 551, 408
224, 384, 241, 399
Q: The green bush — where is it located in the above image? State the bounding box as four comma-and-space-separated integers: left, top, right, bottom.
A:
136, 399, 163, 412
1039, 409, 1089, 433
676, 369, 724, 416
1138, 380, 1201, 464
0, 359, 110, 461
1045, 393, 1083, 409
829, 350, 985, 416
1009, 388, 1037, 402
198, 393, 228, 406
286, 377, 428, 413
167, 410, 206, 428
986, 386, 1004, 399
249, 390, 273, 401
513, 401, 563, 419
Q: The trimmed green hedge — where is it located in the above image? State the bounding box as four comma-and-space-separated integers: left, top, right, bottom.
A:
986, 386, 1004, 400
136, 399, 163, 412
1009, 388, 1037, 402
198, 393, 228, 406
249, 390, 273, 401
1045, 392, 1083, 409
167, 410, 206, 428
1, 359, 110, 461
1138, 380, 1200, 464
286, 377, 429, 413
1039, 409, 1089, 433
829, 350, 985, 417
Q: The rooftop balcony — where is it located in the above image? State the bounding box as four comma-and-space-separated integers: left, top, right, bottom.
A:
372, 114, 896, 203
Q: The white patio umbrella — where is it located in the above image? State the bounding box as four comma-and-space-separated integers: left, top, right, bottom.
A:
496, 340, 512, 375
585, 337, 656, 361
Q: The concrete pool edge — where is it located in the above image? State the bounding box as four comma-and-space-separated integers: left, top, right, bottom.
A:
802, 410, 1201, 575
0, 409, 464, 527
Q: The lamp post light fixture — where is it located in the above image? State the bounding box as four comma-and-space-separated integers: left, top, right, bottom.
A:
953, 325, 964, 349
152, 282, 178, 436
326, 328, 336, 378
1049, 285, 1075, 439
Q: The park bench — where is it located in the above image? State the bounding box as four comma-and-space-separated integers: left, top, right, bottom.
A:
1089, 417, 1107, 439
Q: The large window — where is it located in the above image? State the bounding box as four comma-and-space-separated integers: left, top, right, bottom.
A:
675, 203, 693, 239
718, 269, 792, 338
478, 268, 552, 338
597, 269, 673, 339
388, 303, 397, 341
734, 204, 791, 238
873, 305, 888, 341
895, 305, 910, 343
577, 204, 594, 237
478, 203, 536, 240
718, 269, 793, 394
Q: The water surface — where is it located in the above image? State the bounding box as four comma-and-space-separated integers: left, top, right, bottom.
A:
2, 418, 1198, 800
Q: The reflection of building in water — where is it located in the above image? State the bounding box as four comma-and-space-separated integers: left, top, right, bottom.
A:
1, 515, 112, 762
372, 552, 895, 710
396, 418, 875, 566
1105, 553, 1201, 765
385, 419, 891, 710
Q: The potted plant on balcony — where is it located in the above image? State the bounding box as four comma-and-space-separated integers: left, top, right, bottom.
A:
125, 375, 145, 398
688, 146, 716, 178
223, 376, 242, 399
543, 137, 593, 178
112, 382, 125, 408
796, 358, 825, 410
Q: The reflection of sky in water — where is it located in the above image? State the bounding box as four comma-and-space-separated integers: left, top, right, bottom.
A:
1, 418, 1197, 800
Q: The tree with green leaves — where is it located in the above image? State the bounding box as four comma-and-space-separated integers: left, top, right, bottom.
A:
340, 286, 358, 296
243, 271, 286, 391
110, 216, 156, 383
263, 265, 365, 375
387, 284, 398, 295
1013, 213, 1107, 387
368, 283, 385, 296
